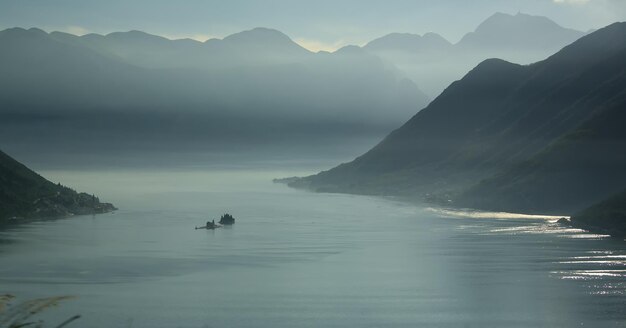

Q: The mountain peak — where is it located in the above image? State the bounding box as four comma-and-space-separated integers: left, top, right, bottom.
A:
334, 45, 367, 55
0, 27, 48, 40
422, 32, 446, 41
218, 27, 311, 55
222, 27, 292, 44
364, 32, 451, 53
104, 30, 169, 43
466, 58, 521, 77
458, 12, 584, 50
477, 12, 561, 33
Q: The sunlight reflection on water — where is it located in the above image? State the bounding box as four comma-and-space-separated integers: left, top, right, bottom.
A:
425, 207, 568, 220
440, 206, 626, 301
550, 248, 626, 296
1, 170, 625, 327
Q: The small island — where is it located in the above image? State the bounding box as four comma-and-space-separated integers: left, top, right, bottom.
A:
195, 214, 236, 230
219, 213, 235, 225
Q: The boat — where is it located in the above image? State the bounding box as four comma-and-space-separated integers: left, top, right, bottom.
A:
195, 219, 220, 230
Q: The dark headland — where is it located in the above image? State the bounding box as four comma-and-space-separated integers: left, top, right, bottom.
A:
0, 149, 116, 223
569, 190, 626, 238
281, 22, 626, 238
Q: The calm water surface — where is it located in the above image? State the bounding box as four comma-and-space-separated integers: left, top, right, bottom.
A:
1, 170, 625, 327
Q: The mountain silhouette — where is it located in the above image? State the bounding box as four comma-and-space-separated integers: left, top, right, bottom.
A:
0, 27, 153, 107
290, 22, 626, 215
570, 189, 626, 237
364, 32, 452, 53
457, 12, 584, 51
0, 149, 115, 221
219, 27, 310, 53
50, 27, 312, 70
455, 12, 586, 75
0, 26, 428, 165
362, 12, 586, 98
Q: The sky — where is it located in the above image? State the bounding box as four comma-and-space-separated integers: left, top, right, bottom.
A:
1, 0, 625, 51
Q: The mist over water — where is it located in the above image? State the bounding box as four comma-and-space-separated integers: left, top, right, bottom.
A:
1, 3, 626, 327
1, 169, 625, 328
0, 130, 384, 172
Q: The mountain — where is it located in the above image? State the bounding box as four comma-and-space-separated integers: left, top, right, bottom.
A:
457, 12, 584, 53
50, 30, 206, 70
217, 27, 311, 56
0, 27, 428, 166
289, 22, 626, 215
0, 150, 115, 222
570, 189, 626, 237
50, 27, 312, 70
0, 27, 162, 108
362, 12, 586, 98
364, 32, 452, 54
454, 22, 626, 213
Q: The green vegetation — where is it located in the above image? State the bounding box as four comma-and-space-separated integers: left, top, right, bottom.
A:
0, 150, 116, 222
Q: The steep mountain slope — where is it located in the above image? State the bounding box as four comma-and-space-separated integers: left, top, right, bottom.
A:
291, 22, 626, 214
0, 150, 115, 221
570, 189, 626, 237
456, 83, 626, 213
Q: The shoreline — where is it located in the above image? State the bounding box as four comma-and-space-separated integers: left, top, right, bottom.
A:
0, 207, 117, 230
276, 178, 626, 239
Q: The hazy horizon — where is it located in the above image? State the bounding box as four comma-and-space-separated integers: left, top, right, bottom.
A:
2, 2, 626, 328
2, 0, 625, 51
0, 8, 618, 169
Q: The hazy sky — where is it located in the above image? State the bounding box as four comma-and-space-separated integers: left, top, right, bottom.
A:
1, 0, 625, 51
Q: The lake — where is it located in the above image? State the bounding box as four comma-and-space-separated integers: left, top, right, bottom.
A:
1, 169, 626, 327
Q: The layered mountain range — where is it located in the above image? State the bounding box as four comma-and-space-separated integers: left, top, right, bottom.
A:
0, 26, 426, 166
0, 12, 589, 167
290, 22, 626, 219
362, 12, 586, 97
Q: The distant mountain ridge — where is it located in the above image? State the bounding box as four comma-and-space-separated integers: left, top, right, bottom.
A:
0, 26, 427, 115
10, 12, 585, 102
364, 12, 584, 56
364, 32, 452, 53
48, 27, 312, 70
0, 26, 428, 164
362, 12, 587, 97
289, 22, 626, 215
457, 12, 584, 50
0, 150, 115, 221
